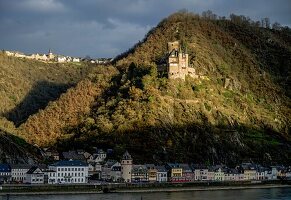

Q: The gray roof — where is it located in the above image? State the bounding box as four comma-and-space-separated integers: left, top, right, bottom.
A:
0, 164, 11, 172
50, 160, 88, 167
62, 151, 85, 160
122, 151, 132, 160
10, 164, 32, 169
156, 166, 167, 173
132, 165, 147, 173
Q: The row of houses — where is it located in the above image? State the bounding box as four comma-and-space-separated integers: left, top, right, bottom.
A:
1, 150, 290, 185
3, 50, 112, 64
0, 160, 88, 184
119, 152, 291, 183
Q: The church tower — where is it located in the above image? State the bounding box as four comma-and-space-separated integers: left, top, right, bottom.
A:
121, 151, 133, 183
47, 49, 54, 60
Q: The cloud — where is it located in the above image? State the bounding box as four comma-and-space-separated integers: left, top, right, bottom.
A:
0, 0, 290, 58
0, 0, 66, 13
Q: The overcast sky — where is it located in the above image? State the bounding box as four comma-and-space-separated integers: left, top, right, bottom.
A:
0, 0, 290, 58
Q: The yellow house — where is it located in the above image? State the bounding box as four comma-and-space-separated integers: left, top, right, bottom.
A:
166, 163, 183, 182
244, 169, 257, 180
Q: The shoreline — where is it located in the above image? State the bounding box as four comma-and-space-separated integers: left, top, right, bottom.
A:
1, 184, 290, 196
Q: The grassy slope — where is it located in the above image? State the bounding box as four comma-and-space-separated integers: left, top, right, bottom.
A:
0, 52, 93, 126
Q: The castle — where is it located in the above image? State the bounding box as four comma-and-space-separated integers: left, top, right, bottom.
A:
159, 41, 196, 80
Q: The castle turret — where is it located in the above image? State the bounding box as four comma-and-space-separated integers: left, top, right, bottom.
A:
121, 151, 133, 183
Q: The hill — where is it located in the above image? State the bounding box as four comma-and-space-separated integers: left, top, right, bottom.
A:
0, 129, 40, 164
0, 52, 93, 127
10, 12, 291, 165
19, 66, 118, 146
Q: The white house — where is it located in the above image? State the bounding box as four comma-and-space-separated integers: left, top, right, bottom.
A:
11, 164, 32, 183
26, 166, 44, 184
72, 57, 80, 62
55, 56, 67, 63
156, 166, 168, 182
48, 160, 89, 184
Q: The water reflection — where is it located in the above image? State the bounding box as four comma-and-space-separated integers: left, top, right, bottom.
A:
3, 187, 291, 200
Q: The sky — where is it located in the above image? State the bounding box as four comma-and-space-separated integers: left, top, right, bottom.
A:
0, 0, 290, 58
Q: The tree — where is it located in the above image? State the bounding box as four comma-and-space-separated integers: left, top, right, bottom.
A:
272, 22, 282, 30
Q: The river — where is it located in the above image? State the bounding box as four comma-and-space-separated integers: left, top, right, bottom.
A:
2, 187, 291, 200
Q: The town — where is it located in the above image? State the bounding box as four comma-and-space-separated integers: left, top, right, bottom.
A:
0, 149, 290, 185
2, 49, 112, 64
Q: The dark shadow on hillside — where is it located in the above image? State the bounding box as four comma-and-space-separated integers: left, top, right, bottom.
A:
57, 121, 291, 167
0, 129, 41, 164
5, 81, 73, 126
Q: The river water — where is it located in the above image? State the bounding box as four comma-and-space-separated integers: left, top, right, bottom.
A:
2, 187, 291, 200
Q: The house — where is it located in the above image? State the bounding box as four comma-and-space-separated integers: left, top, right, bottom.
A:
207, 167, 215, 181
43, 169, 57, 184
110, 165, 122, 182
93, 149, 107, 163
48, 160, 89, 184
214, 167, 225, 181
62, 151, 86, 161
84, 152, 94, 163
0, 164, 11, 183
55, 56, 67, 63
192, 165, 208, 181
10, 164, 32, 183
158, 41, 196, 80
145, 164, 157, 182
131, 165, 148, 183
256, 166, 266, 180
121, 151, 133, 183
4, 50, 14, 56
72, 57, 80, 62
224, 169, 243, 181
156, 166, 168, 182
43, 148, 59, 161
242, 163, 257, 180
101, 160, 120, 181
180, 164, 195, 182
26, 166, 44, 184
166, 163, 183, 182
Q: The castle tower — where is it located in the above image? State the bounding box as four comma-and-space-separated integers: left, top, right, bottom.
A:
121, 151, 133, 183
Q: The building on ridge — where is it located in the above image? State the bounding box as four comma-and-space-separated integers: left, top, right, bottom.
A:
158, 41, 196, 80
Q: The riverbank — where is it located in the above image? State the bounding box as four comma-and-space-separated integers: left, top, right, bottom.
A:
1, 180, 290, 196
117, 184, 291, 193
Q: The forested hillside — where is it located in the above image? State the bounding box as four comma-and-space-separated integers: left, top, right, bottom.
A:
0, 52, 93, 127
2, 12, 290, 165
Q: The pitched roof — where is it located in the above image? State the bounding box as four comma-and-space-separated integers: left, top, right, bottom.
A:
50, 160, 88, 167
27, 166, 43, 174
0, 164, 11, 172
156, 166, 167, 172
122, 151, 132, 160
